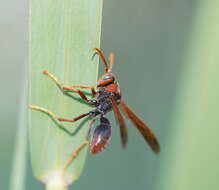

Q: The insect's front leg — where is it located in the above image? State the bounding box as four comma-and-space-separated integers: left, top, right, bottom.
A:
43, 71, 96, 102
67, 85, 97, 96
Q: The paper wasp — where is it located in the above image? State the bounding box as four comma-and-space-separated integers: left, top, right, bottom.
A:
30, 48, 160, 169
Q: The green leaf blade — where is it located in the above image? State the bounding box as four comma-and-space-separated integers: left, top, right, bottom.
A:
29, 0, 103, 185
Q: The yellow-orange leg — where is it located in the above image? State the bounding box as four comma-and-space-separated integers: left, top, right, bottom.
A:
63, 140, 89, 170
29, 105, 90, 123
67, 85, 97, 96
43, 71, 96, 101
29, 105, 91, 170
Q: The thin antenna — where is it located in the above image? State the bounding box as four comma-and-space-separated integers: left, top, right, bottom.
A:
108, 52, 115, 73
93, 48, 109, 72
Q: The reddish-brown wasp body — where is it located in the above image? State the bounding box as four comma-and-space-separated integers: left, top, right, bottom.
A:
58, 48, 160, 154
30, 48, 160, 169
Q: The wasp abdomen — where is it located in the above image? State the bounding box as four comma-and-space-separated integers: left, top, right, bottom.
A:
90, 117, 112, 154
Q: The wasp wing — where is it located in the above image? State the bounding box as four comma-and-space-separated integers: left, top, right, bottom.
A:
120, 101, 160, 153
110, 97, 128, 148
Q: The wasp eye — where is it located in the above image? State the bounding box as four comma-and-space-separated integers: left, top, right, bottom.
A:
103, 75, 110, 80
103, 73, 115, 80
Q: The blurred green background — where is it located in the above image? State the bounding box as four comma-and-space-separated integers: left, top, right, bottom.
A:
1, 0, 219, 190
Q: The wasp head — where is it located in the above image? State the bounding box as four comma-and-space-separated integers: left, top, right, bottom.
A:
97, 73, 116, 87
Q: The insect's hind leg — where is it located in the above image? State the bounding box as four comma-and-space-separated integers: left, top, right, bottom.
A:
29, 105, 90, 123
63, 140, 89, 170
29, 105, 57, 121
62, 116, 99, 170
29, 105, 91, 168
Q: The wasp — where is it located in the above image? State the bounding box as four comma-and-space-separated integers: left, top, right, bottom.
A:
30, 48, 160, 169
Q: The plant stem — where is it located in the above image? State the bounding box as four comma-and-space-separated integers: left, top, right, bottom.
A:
47, 185, 67, 190
46, 173, 68, 190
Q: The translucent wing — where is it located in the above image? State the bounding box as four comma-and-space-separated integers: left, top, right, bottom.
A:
110, 97, 128, 147
120, 100, 160, 153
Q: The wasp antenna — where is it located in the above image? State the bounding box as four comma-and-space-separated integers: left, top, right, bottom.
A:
108, 52, 115, 73
93, 48, 109, 73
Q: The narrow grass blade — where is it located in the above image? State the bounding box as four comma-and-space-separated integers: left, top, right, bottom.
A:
158, 2, 219, 190
29, 0, 103, 187
9, 68, 28, 190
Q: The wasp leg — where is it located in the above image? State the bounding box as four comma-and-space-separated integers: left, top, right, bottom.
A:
63, 140, 89, 170
58, 112, 90, 122
29, 105, 90, 123
62, 116, 99, 170
67, 85, 97, 96
29, 105, 57, 120
43, 71, 95, 102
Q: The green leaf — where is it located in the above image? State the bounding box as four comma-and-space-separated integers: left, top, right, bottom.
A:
29, 0, 103, 187
10, 70, 28, 190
